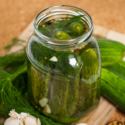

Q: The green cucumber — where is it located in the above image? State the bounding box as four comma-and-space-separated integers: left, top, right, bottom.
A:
49, 53, 82, 118
49, 77, 79, 122
78, 48, 100, 112
66, 77, 79, 117
52, 31, 71, 40
59, 53, 81, 117
101, 62, 125, 112
97, 39, 125, 66
49, 75, 70, 117
69, 22, 85, 35
30, 66, 50, 104
105, 60, 125, 80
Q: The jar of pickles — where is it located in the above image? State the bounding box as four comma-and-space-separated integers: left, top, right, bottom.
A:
26, 5, 101, 123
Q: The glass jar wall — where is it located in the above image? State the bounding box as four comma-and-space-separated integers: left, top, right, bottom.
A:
26, 5, 101, 123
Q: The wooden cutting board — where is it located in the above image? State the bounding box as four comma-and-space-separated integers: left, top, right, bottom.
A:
0, 21, 117, 125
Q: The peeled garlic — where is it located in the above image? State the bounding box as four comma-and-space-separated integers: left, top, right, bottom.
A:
49, 56, 58, 62
39, 98, 48, 107
4, 109, 41, 125
44, 104, 51, 114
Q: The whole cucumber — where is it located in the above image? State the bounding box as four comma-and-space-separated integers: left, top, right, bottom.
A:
49, 52, 82, 118
78, 48, 100, 112
101, 61, 125, 112
97, 39, 125, 66
105, 60, 125, 80
28, 65, 50, 104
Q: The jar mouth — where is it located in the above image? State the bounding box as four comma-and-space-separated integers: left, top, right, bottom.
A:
33, 5, 94, 45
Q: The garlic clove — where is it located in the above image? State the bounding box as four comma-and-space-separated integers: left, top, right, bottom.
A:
5, 110, 41, 125
39, 98, 48, 107
44, 104, 51, 114
4, 117, 21, 125
49, 56, 58, 62
9, 109, 21, 119
24, 116, 38, 125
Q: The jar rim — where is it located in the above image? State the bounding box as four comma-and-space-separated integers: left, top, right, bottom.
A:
33, 5, 94, 45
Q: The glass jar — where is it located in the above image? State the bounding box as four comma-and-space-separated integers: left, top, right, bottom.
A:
26, 5, 101, 123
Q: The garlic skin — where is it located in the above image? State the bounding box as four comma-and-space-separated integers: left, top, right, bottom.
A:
9, 109, 21, 119
4, 110, 41, 125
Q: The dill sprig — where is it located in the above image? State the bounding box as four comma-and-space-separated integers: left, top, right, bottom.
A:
39, 15, 89, 38
3, 38, 25, 52
0, 49, 26, 73
31, 41, 81, 78
0, 63, 68, 125
0, 39, 69, 125
53, 15, 85, 29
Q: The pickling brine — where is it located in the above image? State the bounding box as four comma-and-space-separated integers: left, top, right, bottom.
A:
26, 5, 101, 123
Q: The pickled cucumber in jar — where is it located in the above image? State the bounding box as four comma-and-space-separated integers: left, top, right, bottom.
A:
27, 12, 101, 123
